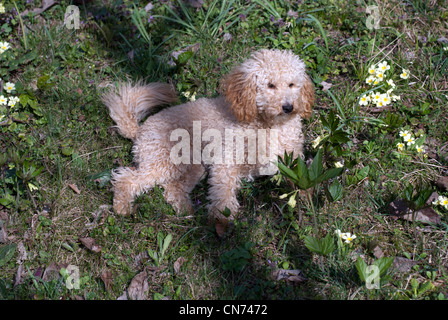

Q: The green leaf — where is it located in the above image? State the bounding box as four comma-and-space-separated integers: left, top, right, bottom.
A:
161, 234, 172, 257
328, 179, 343, 202
304, 233, 334, 256
374, 256, 394, 277
355, 256, 368, 282
174, 51, 194, 66
309, 149, 323, 181
312, 167, 343, 187
320, 233, 335, 255
277, 161, 299, 184
86, 170, 111, 188
304, 235, 321, 254
0, 244, 17, 267
356, 166, 370, 181
294, 157, 310, 186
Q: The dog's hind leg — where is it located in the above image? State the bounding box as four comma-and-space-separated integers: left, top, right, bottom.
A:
111, 166, 159, 215
161, 164, 205, 214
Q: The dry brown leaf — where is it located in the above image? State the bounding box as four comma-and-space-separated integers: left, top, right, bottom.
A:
401, 207, 441, 225
126, 270, 149, 300
68, 183, 81, 194
100, 270, 113, 292
174, 257, 186, 274
0, 220, 7, 243
79, 237, 102, 253
320, 81, 333, 91
272, 269, 307, 284
435, 176, 448, 191
393, 257, 418, 273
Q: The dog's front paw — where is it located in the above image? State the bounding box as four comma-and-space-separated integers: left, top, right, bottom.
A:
113, 199, 132, 216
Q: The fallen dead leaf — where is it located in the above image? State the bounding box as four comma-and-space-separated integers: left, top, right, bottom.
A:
401, 207, 441, 225
320, 81, 333, 91
272, 269, 308, 284
174, 257, 186, 274
0, 220, 7, 243
435, 176, 448, 191
42, 262, 67, 282
372, 245, 384, 259
100, 270, 113, 292
119, 270, 149, 300
21, 0, 58, 16
68, 183, 81, 194
79, 237, 102, 253
393, 257, 418, 273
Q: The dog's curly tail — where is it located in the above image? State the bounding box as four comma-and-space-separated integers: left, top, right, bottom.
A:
102, 82, 177, 140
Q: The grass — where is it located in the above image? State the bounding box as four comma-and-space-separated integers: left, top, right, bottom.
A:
0, 0, 447, 301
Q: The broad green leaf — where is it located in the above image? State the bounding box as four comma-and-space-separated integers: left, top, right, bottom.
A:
328, 179, 343, 202
162, 234, 172, 257
277, 161, 299, 183
320, 233, 335, 255
356, 166, 370, 181
355, 256, 368, 282
304, 235, 321, 254
311, 167, 343, 187
175, 51, 194, 65
309, 149, 323, 181
0, 244, 17, 267
374, 256, 394, 277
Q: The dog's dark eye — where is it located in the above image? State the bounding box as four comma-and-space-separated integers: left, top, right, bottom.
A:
268, 83, 276, 89
289, 83, 294, 88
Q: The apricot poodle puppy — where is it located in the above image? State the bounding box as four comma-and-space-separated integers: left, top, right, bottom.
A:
102, 49, 314, 224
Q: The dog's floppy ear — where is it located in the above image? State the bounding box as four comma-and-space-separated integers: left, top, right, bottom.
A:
221, 66, 257, 123
296, 75, 314, 120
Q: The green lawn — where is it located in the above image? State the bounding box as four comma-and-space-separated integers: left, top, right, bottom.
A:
0, 0, 447, 300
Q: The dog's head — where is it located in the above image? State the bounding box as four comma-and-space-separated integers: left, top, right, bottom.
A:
221, 49, 314, 124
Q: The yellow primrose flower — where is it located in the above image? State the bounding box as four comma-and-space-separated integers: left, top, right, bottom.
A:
359, 94, 370, 106
372, 92, 381, 102
375, 71, 384, 81
5, 82, 15, 93
366, 75, 376, 85
287, 194, 297, 208
380, 94, 391, 105
399, 130, 410, 139
377, 61, 390, 72
368, 65, 376, 75
7, 96, 19, 108
405, 136, 415, 146
0, 41, 10, 52
400, 69, 410, 79
441, 197, 448, 208
341, 232, 356, 244
312, 135, 323, 149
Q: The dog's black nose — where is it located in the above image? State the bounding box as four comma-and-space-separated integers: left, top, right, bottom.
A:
282, 103, 293, 114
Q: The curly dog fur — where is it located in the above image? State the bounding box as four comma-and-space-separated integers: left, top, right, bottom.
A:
102, 49, 314, 223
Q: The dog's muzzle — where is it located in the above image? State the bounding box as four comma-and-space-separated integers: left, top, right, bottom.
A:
282, 103, 293, 114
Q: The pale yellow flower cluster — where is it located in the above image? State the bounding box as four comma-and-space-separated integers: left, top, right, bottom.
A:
397, 129, 426, 157
359, 60, 408, 108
